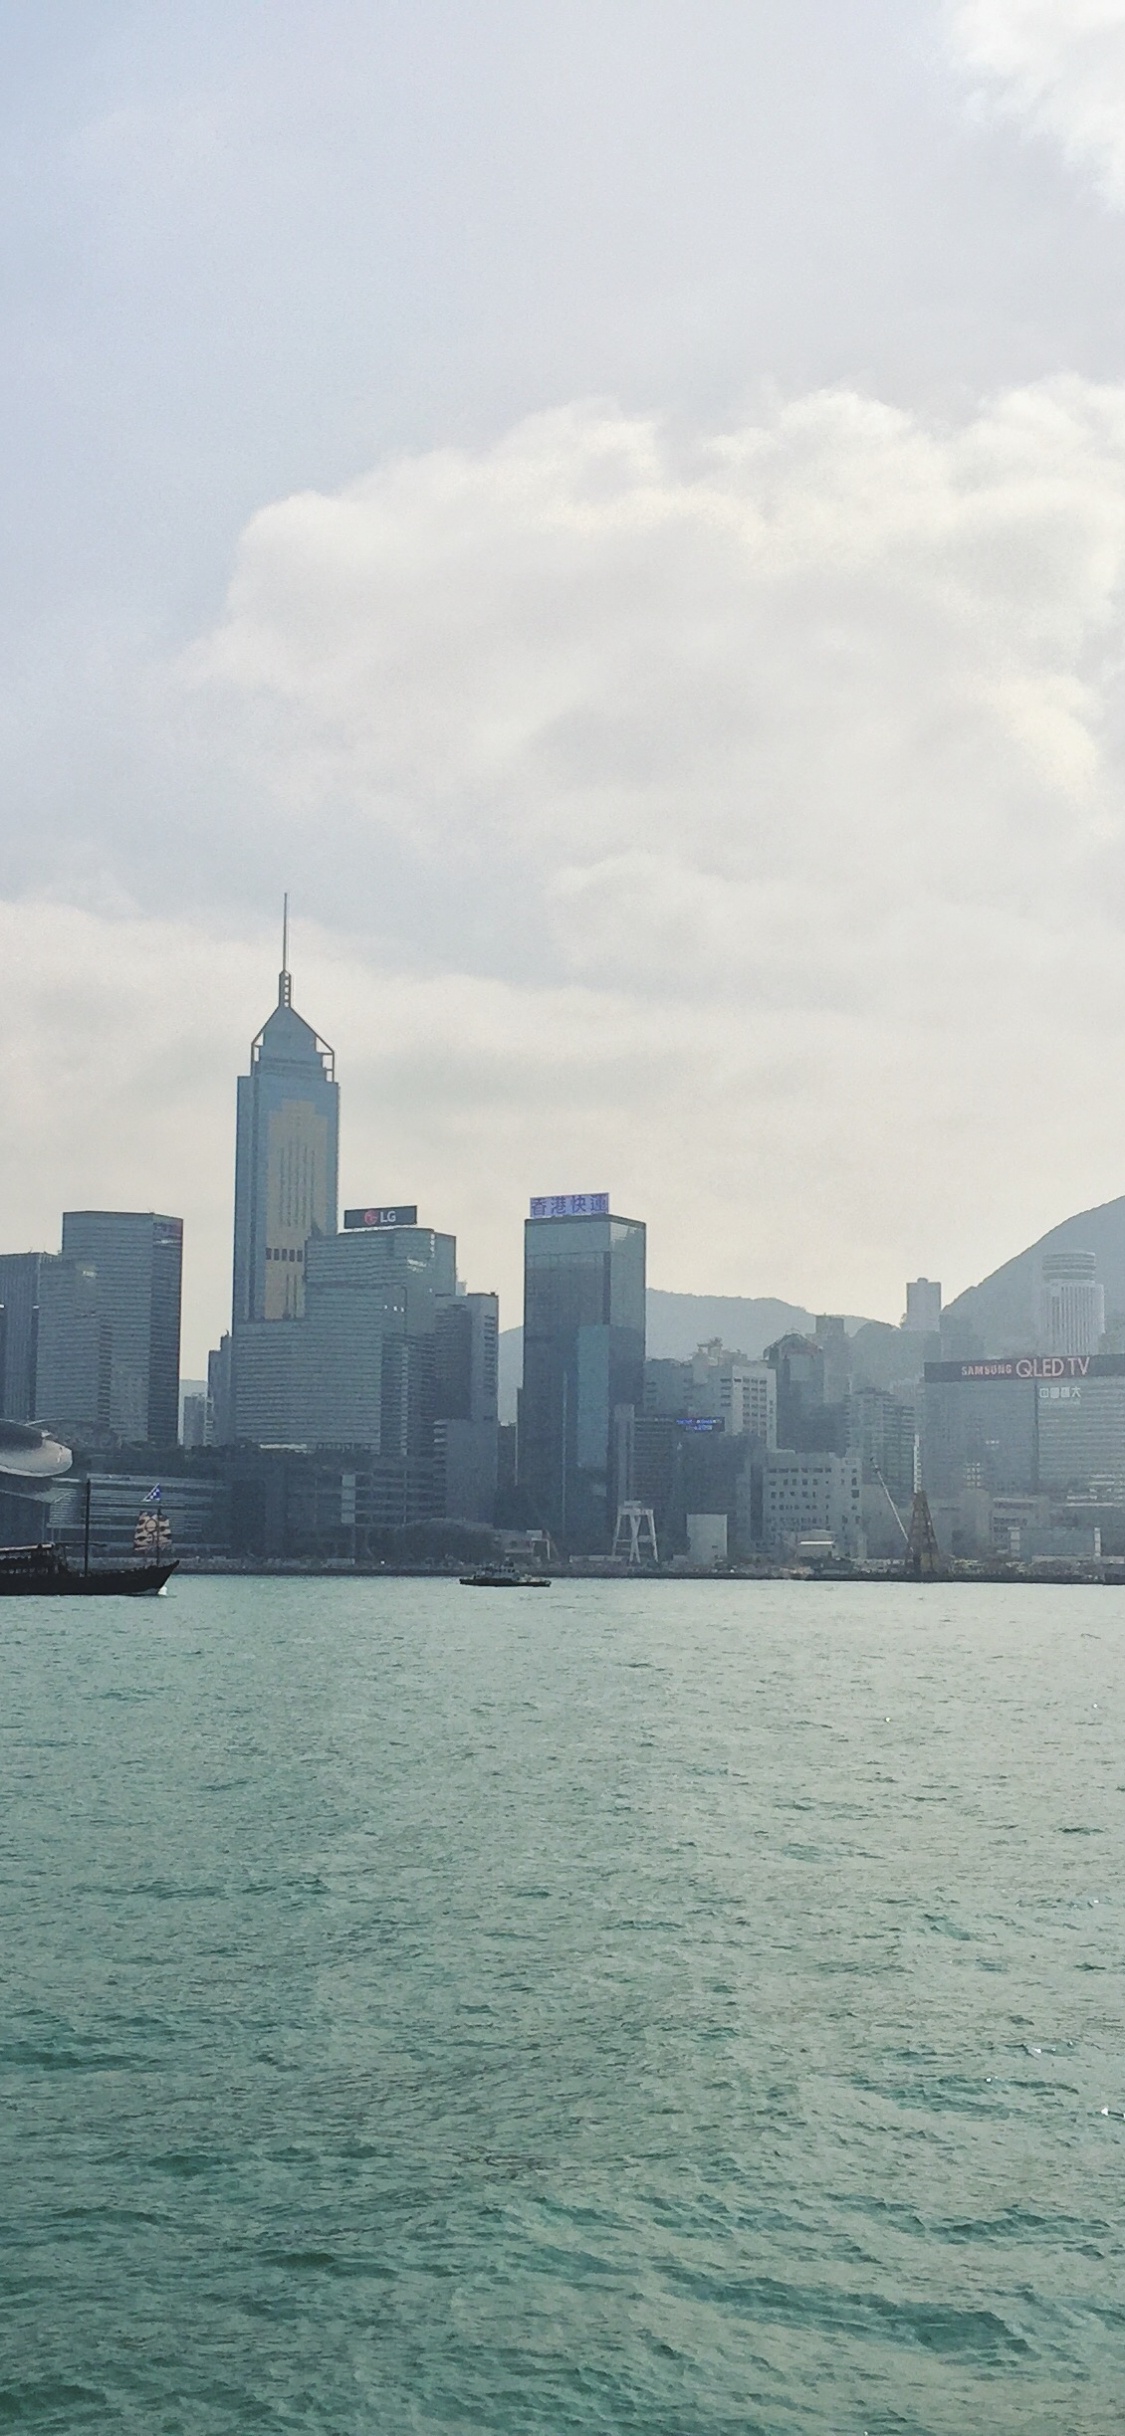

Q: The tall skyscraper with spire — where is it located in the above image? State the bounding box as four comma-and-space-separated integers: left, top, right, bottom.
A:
231, 904, 339, 1327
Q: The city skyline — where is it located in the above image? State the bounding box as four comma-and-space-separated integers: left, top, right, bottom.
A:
10, 913, 1125, 1379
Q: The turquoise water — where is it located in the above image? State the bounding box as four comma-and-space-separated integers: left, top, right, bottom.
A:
1, 1579, 1123, 2434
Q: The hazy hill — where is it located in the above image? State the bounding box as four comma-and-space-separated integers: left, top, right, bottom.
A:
497, 1289, 871, 1421
944, 1193, 1125, 1354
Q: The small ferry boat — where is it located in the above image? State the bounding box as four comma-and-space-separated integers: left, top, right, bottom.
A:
460, 1562, 551, 1589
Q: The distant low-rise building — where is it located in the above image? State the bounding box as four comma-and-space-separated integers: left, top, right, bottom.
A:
689, 1340, 777, 1445
761, 1448, 862, 1555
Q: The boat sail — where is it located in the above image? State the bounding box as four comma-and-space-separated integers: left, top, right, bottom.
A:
134, 1488, 172, 1559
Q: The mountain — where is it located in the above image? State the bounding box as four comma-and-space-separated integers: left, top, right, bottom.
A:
643, 1290, 823, 1358
497, 1289, 871, 1421
943, 1193, 1125, 1354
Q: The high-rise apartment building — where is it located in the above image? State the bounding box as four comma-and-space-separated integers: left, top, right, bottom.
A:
43, 1213, 183, 1446
1040, 1251, 1104, 1357
814, 1314, 850, 1404
232, 925, 339, 1328
648, 1338, 778, 1446
520, 1195, 645, 1551
904, 1278, 942, 1335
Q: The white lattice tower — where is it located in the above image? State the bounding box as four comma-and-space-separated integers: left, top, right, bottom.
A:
612, 1502, 659, 1566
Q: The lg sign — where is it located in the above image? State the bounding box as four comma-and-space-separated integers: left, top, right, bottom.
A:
343, 1205, 418, 1231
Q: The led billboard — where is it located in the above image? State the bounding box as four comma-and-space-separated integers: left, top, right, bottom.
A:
343, 1205, 418, 1231
528, 1193, 610, 1221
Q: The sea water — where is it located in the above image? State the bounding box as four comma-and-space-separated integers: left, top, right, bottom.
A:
1, 1576, 1123, 2434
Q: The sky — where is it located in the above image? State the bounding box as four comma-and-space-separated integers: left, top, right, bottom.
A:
5, 1, 1125, 1368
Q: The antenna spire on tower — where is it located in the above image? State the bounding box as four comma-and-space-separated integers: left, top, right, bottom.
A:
279, 893, 292, 1006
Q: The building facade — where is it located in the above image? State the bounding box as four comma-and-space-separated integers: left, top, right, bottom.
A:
34, 1255, 108, 1445
33, 1216, 182, 1450
0, 1251, 45, 1422
520, 1200, 646, 1552
764, 1333, 827, 1450
922, 1351, 1125, 1505
56, 1212, 183, 1445
233, 1221, 456, 1448
1040, 1251, 1105, 1357
761, 1448, 863, 1555
923, 1365, 1037, 1499
54, 1471, 231, 1564
1036, 1370, 1125, 1500
688, 1340, 778, 1444
905, 1278, 942, 1335
434, 1290, 500, 1523
849, 1386, 918, 1503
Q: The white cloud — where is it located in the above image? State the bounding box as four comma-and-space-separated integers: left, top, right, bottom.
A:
195, 385, 1125, 920
947, 2, 1125, 201
14, 375, 1125, 1360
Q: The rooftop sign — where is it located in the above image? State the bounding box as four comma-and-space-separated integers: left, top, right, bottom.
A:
343, 1205, 418, 1231
528, 1192, 610, 1221
926, 1354, 1125, 1384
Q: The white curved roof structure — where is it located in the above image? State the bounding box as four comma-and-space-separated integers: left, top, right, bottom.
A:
0, 1422, 73, 1482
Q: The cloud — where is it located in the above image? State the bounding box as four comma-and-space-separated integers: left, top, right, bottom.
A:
947, 3, 1125, 202
15, 374, 1125, 1360
195, 385, 1125, 915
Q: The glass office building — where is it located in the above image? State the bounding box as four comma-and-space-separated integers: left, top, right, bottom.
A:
232, 946, 339, 1328
233, 1223, 456, 1453
520, 1201, 646, 1552
0, 1251, 44, 1422
54, 1212, 183, 1446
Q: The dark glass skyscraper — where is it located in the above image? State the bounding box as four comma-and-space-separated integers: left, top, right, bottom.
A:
520, 1203, 646, 1552
232, 924, 339, 1328
0, 1251, 44, 1422
55, 1212, 183, 1445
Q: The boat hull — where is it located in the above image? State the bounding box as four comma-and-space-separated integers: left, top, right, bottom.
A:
0, 1561, 178, 1597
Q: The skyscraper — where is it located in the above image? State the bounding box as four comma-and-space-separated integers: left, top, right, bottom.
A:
232, 911, 339, 1328
435, 1289, 500, 1522
33, 1254, 109, 1445
905, 1278, 942, 1335
520, 1195, 646, 1552
52, 1213, 183, 1445
231, 1217, 476, 1527
0, 1251, 45, 1421
1040, 1250, 1104, 1357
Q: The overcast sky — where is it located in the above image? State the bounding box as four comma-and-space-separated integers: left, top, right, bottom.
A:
6, 0, 1125, 1368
